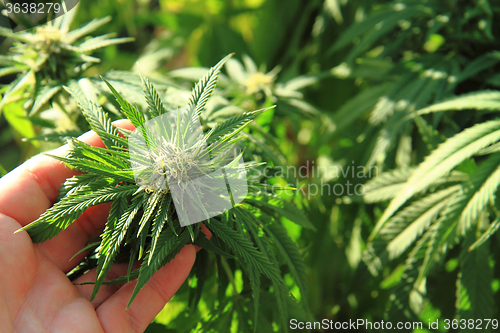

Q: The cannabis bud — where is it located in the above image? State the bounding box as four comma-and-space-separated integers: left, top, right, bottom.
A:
128, 106, 248, 227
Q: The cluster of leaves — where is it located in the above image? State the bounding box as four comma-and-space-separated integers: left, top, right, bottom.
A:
19, 55, 313, 332
0, 1, 172, 154
12, 0, 500, 330
325, 0, 500, 328
0, 2, 134, 114
170, 55, 322, 118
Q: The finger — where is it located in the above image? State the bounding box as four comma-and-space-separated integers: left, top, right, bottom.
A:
2, 120, 135, 272
0, 146, 78, 227
194, 222, 212, 252
73, 262, 141, 309
96, 245, 196, 333
36, 203, 111, 273
0, 119, 134, 227
35, 120, 135, 273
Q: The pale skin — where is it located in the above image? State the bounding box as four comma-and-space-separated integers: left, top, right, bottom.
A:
0, 120, 197, 333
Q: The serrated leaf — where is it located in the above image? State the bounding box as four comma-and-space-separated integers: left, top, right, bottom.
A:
194, 232, 236, 259
29, 85, 62, 116
78, 36, 134, 53
205, 107, 274, 143
206, 219, 285, 290
364, 168, 414, 203
65, 82, 120, 149
142, 75, 166, 119
92, 195, 143, 300
128, 229, 190, 307
416, 90, 500, 115
64, 16, 112, 44
245, 196, 315, 230
137, 191, 161, 237
372, 119, 500, 238
458, 153, 500, 235
456, 232, 494, 324
148, 194, 173, 264
185, 53, 234, 138
329, 6, 423, 55
19, 184, 137, 243
385, 186, 460, 259
469, 217, 500, 251
264, 219, 309, 307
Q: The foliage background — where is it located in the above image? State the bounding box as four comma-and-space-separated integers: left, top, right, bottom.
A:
2, 0, 500, 332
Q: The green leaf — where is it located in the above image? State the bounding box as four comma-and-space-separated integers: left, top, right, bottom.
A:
0, 70, 33, 112
469, 217, 500, 251
0, 27, 32, 42
205, 107, 274, 143
233, 209, 289, 331
65, 83, 120, 149
148, 194, 173, 264
64, 16, 113, 44
329, 6, 424, 55
20, 184, 137, 243
264, 219, 309, 307
416, 90, 500, 115
142, 75, 166, 119
48, 154, 134, 182
70, 241, 100, 261
3, 102, 36, 140
364, 168, 414, 203
385, 186, 460, 259
58, 2, 79, 33
29, 85, 62, 116
0, 163, 7, 177
0, 67, 24, 78
78, 36, 135, 53
92, 194, 144, 301
246, 266, 261, 333
194, 232, 236, 259
186, 53, 234, 135
343, 7, 425, 62
137, 191, 162, 237
128, 229, 191, 307
372, 119, 500, 238
206, 219, 284, 290
456, 232, 494, 324
67, 138, 129, 169
23, 130, 83, 143
330, 85, 389, 133
245, 196, 315, 230
458, 153, 500, 235
456, 51, 500, 83
101, 77, 149, 141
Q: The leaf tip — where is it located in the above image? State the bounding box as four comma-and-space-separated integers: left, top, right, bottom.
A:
13, 227, 26, 234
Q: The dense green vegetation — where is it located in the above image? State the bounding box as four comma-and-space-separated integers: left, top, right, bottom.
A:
2, 0, 500, 332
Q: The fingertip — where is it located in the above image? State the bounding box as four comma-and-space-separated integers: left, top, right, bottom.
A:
174, 244, 197, 267
96, 243, 197, 333
111, 119, 135, 131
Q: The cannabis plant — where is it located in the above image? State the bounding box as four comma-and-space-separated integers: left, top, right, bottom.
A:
168, 54, 326, 187
170, 54, 322, 117
0, 3, 133, 113
325, 0, 500, 327
0, 2, 162, 149
18, 55, 312, 331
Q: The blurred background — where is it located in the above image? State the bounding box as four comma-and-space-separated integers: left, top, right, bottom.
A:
2, 0, 500, 332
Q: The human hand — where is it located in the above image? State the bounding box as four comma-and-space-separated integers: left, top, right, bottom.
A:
0, 121, 196, 333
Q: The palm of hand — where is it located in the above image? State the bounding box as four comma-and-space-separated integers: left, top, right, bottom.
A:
0, 125, 195, 333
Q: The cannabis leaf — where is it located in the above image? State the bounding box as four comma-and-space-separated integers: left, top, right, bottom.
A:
18, 55, 309, 331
